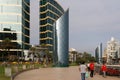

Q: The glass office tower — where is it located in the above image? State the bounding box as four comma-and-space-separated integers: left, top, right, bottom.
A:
40, 0, 69, 67
40, 0, 64, 52
53, 10, 69, 67
0, 0, 30, 61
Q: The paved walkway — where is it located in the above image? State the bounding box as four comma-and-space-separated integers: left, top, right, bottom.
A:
14, 66, 120, 80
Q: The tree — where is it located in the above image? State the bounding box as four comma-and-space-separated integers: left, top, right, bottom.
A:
82, 52, 92, 62
0, 38, 15, 61
29, 46, 36, 62
41, 44, 52, 64
75, 52, 96, 64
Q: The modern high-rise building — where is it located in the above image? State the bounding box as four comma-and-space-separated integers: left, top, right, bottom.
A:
53, 10, 69, 67
0, 0, 30, 61
40, 0, 69, 66
95, 43, 102, 64
40, 0, 64, 51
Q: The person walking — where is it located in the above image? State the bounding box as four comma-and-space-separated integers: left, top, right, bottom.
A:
89, 60, 94, 77
79, 61, 87, 80
101, 62, 107, 78
87, 63, 90, 72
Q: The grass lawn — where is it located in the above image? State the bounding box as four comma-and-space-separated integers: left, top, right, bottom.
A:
0, 62, 52, 80
0, 66, 10, 80
0, 75, 10, 80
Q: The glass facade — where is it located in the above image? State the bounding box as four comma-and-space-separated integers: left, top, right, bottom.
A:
53, 10, 69, 67
0, 0, 30, 60
22, 0, 30, 49
40, 0, 64, 52
40, 0, 69, 67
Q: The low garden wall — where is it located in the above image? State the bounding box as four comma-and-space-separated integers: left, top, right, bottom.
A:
11, 66, 39, 80
0, 62, 42, 80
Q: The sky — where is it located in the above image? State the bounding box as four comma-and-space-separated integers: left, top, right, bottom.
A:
30, 0, 120, 54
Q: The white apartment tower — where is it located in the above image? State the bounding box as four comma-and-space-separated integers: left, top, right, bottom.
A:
106, 37, 120, 64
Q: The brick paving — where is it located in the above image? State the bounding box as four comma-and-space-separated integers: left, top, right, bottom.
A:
14, 66, 120, 80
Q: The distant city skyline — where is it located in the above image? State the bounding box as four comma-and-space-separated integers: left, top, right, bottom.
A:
30, 0, 120, 55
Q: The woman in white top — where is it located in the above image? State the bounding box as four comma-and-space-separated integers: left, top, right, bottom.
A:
79, 62, 87, 80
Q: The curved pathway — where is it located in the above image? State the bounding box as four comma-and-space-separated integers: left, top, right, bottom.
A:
14, 66, 120, 80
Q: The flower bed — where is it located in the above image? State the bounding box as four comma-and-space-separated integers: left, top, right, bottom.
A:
107, 68, 120, 76
95, 65, 120, 77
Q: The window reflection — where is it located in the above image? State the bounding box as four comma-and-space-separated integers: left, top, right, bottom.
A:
0, 27, 22, 48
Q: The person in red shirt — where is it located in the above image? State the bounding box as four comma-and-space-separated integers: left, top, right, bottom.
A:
89, 60, 94, 77
101, 62, 107, 77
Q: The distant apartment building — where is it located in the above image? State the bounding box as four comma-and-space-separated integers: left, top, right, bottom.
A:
105, 37, 120, 64
40, 0, 69, 66
0, 0, 30, 61
95, 43, 102, 63
69, 48, 77, 62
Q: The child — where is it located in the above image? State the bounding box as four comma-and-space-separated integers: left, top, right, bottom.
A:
101, 62, 107, 77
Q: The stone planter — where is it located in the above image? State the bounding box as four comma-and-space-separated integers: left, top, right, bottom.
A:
22, 65, 26, 70
5, 67, 11, 77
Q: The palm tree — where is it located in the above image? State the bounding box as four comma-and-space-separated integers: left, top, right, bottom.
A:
29, 47, 36, 62
41, 44, 48, 62
40, 44, 52, 64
